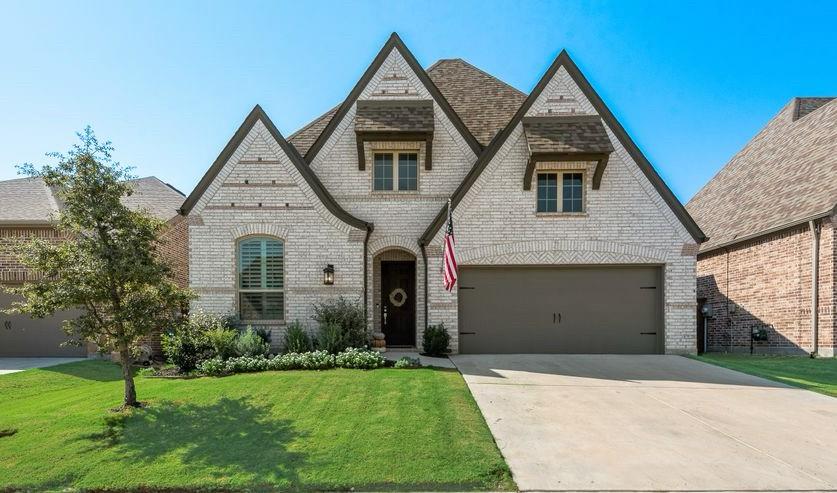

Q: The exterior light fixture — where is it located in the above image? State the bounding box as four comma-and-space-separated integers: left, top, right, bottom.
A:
323, 264, 335, 285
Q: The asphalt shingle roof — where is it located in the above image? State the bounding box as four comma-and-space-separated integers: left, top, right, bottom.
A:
523, 116, 614, 154
355, 100, 434, 133
288, 58, 526, 154
0, 176, 184, 224
686, 97, 837, 252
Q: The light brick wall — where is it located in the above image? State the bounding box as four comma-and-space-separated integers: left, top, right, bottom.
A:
697, 217, 836, 356
188, 120, 365, 349
426, 66, 698, 354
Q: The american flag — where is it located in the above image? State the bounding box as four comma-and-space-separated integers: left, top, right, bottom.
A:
443, 199, 458, 291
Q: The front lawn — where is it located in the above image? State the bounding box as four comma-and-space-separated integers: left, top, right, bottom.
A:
0, 360, 514, 491
693, 354, 837, 397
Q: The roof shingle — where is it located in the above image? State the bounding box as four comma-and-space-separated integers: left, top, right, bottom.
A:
355, 100, 434, 133
523, 115, 614, 154
687, 97, 837, 252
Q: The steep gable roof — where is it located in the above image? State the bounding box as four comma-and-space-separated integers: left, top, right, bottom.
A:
179, 105, 371, 231
420, 50, 706, 245
0, 176, 183, 225
287, 58, 525, 154
301, 33, 483, 162
687, 97, 837, 253
427, 58, 527, 145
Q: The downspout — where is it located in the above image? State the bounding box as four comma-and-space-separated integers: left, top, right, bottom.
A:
363, 225, 373, 328
725, 247, 731, 353
809, 219, 821, 357
420, 241, 429, 332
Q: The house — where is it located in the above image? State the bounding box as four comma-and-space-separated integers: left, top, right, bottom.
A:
687, 97, 836, 356
0, 176, 188, 357
181, 33, 705, 354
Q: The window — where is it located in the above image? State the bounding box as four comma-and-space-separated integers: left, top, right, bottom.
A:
536, 171, 584, 213
373, 152, 418, 191
238, 237, 283, 320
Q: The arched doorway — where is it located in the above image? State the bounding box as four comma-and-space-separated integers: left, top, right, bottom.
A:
373, 249, 416, 347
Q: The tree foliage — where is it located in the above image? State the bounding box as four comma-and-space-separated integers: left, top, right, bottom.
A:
5, 127, 193, 407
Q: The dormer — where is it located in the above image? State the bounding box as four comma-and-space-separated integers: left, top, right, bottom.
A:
354, 100, 435, 171
522, 115, 614, 191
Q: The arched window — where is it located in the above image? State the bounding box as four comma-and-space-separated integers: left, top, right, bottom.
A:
238, 237, 284, 320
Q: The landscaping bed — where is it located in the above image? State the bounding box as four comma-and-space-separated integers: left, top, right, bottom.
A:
692, 354, 837, 397
0, 360, 514, 491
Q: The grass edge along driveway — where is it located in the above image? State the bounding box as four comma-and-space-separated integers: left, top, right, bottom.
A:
691, 353, 837, 397
0, 360, 515, 491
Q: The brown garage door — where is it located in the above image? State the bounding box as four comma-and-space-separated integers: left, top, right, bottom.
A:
0, 292, 85, 357
458, 266, 662, 354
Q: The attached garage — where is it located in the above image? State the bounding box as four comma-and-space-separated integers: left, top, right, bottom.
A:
0, 292, 85, 357
458, 266, 663, 354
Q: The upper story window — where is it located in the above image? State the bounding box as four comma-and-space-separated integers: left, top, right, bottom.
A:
238, 237, 284, 320
373, 151, 418, 191
537, 171, 584, 213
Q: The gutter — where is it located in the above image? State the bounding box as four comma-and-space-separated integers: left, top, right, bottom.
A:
809, 219, 821, 357
420, 241, 429, 333
698, 209, 833, 256
363, 224, 373, 327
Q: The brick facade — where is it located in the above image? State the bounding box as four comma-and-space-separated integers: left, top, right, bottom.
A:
697, 217, 836, 356
186, 44, 699, 354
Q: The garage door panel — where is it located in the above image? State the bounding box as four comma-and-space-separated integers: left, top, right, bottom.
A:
459, 266, 661, 354
0, 292, 85, 357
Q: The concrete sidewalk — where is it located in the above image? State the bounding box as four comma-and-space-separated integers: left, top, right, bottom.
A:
453, 354, 837, 492
0, 357, 85, 375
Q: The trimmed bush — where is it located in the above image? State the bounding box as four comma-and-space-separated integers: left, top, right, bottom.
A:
269, 350, 336, 371
313, 297, 368, 353
206, 327, 238, 360
422, 323, 450, 357
161, 320, 212, 373
335, 347, 386, 369
283, 321, 313, 354
197, 357, 229, 377
394, 356, 422, 369
236, 327, 271, 357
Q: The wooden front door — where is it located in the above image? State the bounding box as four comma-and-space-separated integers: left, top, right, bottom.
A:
381, 261, 416, 346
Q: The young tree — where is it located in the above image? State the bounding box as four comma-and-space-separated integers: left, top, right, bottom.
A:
6, 127, 192, 408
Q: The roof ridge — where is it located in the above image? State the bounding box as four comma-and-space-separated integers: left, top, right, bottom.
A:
433, 58, 527, 97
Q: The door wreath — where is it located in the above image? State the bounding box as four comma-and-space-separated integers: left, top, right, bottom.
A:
388, 288, 407, 307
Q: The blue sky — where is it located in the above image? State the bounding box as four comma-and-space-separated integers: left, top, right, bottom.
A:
1, 1, 835, 203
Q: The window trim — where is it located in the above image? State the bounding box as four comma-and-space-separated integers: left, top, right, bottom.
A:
372, 150, 420, 192
236, 235, 285, 322
535, 170, 587, 215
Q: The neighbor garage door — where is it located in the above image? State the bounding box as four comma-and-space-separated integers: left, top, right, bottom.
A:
0, 292, 85, 357
458, 266, 662, 354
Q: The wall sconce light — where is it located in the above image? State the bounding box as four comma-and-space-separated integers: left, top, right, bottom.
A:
323, 264, 335, 285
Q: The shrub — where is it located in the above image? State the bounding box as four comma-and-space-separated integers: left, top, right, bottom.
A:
198, 357, 230, 377
312, 297, 368, 353
283, 321, 313, 354
253, 327, 272, 345
161, 320, 212, 373
206, 327, 238, 359
269, 350, 336, 371
235, 327, 271, 357
422, 323, 450, 356
394, 356, 422, 369
227, 355, 269, 373
316, 321, 345, 355
335, 347, 386, 369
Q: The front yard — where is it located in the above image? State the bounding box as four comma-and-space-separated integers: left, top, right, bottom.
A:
0, 360, 514, 491
693, 354, 837, 397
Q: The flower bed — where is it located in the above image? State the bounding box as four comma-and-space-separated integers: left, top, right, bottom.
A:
198, 347, 386, 376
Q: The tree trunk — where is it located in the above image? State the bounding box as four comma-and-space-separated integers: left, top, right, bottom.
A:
119, 344, 139, 408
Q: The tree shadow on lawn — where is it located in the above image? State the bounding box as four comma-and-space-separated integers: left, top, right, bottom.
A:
83, 397, 308, 489
40, 359, 124, 382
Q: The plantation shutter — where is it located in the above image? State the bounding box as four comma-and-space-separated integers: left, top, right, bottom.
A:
238, 238, 284, 320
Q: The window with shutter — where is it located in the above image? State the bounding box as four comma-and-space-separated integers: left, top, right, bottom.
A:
238, 237, 284, 320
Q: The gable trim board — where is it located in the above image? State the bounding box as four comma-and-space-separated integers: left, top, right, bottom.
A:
303, 33, 483, 164
419, 50, 706, 246
179, 105, 372, 232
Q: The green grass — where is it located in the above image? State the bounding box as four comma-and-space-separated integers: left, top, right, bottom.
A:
692, 354, 837, 397
0, 360, 514, 492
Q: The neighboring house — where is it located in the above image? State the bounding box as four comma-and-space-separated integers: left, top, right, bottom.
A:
0, 176, 187, 357
687, 97, 837, 356
181, 33, 705, 354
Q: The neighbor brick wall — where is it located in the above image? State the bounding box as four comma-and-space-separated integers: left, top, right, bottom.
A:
697, 216, 835, 355
0, 226, 63, 283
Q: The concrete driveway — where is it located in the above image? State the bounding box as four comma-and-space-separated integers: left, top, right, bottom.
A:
0, 357, 85, 375
452, 354, 837, 492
